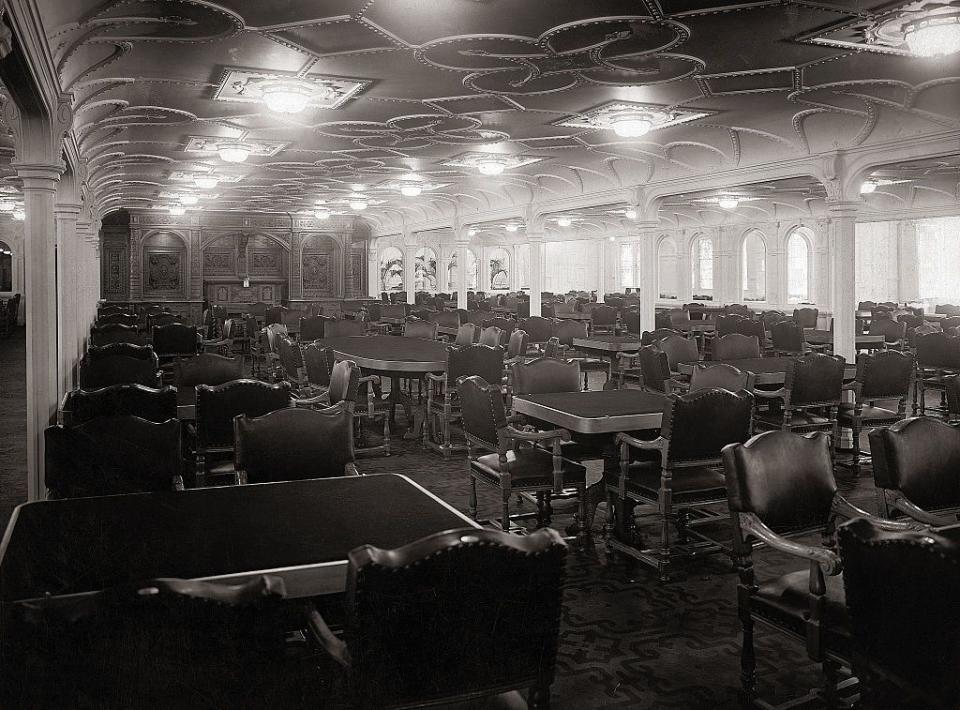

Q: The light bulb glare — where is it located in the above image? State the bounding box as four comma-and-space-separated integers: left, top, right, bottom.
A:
505, 223, 519, 233
557, 216, 572, 227
478, 159, 506, 176
260, 81, 313, 114
718, 197, 739, 210
612, 116, 653, 138
218, 144, 250, 163
193, 175, 219, 189
179, 194, 199, 205
859, 179, 878, 194
168, 205, 185, 216
904, 14, 960, 57
314, 209, 331, 220
349, 200, 368, 211
400, 184, 422, 197
12, 209, 25, 221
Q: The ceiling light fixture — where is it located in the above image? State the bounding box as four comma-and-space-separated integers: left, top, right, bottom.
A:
611, 113, 654, 138
624, 208, 638, 220
468, 228, 477, 237
349, 198, 368, 211
259, 79, 314, 114
477, 158, 506, 176
217, 143, 251, 163
557, 216, 572, 227
400, 183, 422, 197
903, 12, 960, 57
608, 236, 616, 242
193, 174, 219, 189
859, 179, 879, 194
351, 183, 365, 192
505, 223, 519, 232
179, 194, 199, 206
168, 205, 186, 216
12, 209, 25, 221
314, 208, 331, 220
718, 196, 739, 209
0, 200, 15, 212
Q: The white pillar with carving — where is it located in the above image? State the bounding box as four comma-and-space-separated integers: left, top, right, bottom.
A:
527, 230, 544, 317
367, 240, 379, 297
403, 232, 417, 305
636, 221, 659, 333
455, 232, 470, 308
55, 201, 81, 398
828, 201, 859, 362
595, 237, 606, 303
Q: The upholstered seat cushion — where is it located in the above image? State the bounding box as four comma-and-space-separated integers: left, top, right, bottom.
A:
752, 570, 851, 653
472, 448, 586, 487
754, 411, 833, 429
604, 460, 726, 502
836, 402, 899, 424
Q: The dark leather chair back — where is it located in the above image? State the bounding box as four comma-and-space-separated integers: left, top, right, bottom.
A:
916, 331, 960, 368
713, 333, 761, 360
403, 319, 438, 340
95, 313, 138, 328
869, 416, 960, 510
195, 380, 291, 449
518, 316, 554, 344
785, 353, 845, 407
638, 345, 672, 393
234, 404, 354, 484
429, 310, 459, 329
458, 375, 507, 450
327, 359, 361, 406
736, 319, 765, 343
716, 315, 745, 337
45, 416, 181, 498
856, 349, 914, 400
947, 374, 960, 419
654, 311, 672, 330
689, 363, 753, 393
90, 323, 143, 347
723, 430, 836, 532
447, 344, 504, 385
174, 353, 242, 388
792, 307, 818, 329
506, 329, 528, 359
303, 343, 334, 387
658, 334, 699, 369
839, 518, 960, 710
771, 320, 804, 352
344, 527, 566, 710
480, 316, 515, 338
298, 315, 331, 342
152, 323, 197, 357
265, 306, 285, 326
553, 318, 588, 347
79, 345, 160, 390
761, 310, 786, 328
478, 326, 502, 347
591, 305, 617, 328
661, 388, 753, 466
324, 319, 366, 338
454, 323, 478, 345
148, 312, 179, 329
641, 327, 679, 346
511, 357, 580, 395
623, 307, 640, 335
277, 336, 303, 375
65, 384, 177, 426
868, 318, 906, 343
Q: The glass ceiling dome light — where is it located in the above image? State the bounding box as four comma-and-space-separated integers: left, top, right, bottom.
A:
194, 174, 219, 189
179, 193, 199, 206
860, 179, 879, 194
217, 143, 251, 163
505, 223, 519, 233
168, 205, 186, 216
314, 208, 331, 220
611, 113, 654, 138
903, 12, 960, 57
477, 158, 506, 176
349, 198, 368, 211
12, 209, 25, 221
624, 208, 638, 220
400, 183, 423, 197
557, 216, 572, 227
259, 79, 314, 114
718, 196, 739, 209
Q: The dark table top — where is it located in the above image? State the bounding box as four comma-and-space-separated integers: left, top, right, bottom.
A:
321, 335, 449, 373
573, 335, 642, 353
804, 329, 885, 347
512, 390, 666, 433
0, 474, 475, 604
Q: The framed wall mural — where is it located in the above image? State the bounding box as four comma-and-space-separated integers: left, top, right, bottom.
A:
146, 252, 183, 292
489, 247, 510, 291
379, 246, 404, 291
415, 247, 437, 291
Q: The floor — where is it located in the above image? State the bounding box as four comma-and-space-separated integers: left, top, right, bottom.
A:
0, 332, 894, 708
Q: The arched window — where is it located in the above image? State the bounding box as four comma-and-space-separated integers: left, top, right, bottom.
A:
741, 230, 766, 302
446, 248, 478, 291
657, 237, 679, 300
619, 243, 635, 290
489, 247, 510, 290
415, 247, 437, 291
786, 229, 812, 304
691, 234, 714, 301
379, 246, 404, 292
0, 241, 12, 292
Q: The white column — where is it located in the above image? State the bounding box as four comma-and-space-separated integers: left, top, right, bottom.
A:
17, 163, 64, 500
596, 237, 606, 302
828, 202, 859, 361
455, 237, 469, 307
55, 202, 81, 397
403, 233, 417, 305
898, 220, 920, 303
367, 241, 379, 297
715, 225, 735, 304
636, 221, 658, 333
527, 231, 543, 317
814, 219, 830, 310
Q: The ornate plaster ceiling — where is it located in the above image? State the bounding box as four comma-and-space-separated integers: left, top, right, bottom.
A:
33, 0, 960, 230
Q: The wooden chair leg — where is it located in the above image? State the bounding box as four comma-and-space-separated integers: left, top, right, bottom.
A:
501, 491, 511, 532
468, 476, 478, 519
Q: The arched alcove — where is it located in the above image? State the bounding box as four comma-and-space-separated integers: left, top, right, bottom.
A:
741, 229, 767, 302
786, 227, 813, 304
415, 247, 438, 291
379, 246, 404, 292
142, 231, 188, 298
690, 233, 714, 301
301, 234, 341, 298
657, 236, 679, 300
489, 247, 510, 291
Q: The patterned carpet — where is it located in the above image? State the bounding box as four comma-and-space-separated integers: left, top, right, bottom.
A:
0, 333, 891, 708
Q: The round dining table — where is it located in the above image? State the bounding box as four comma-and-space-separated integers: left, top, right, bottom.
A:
320, 335, 449, 438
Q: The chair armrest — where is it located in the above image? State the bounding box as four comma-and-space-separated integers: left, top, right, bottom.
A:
616, 432, 666, 452
344, 462, 360, 476
292, 393, 331, 407
832, 495, 921, 530
752, 388, 786, 400
358, 374, 381, 386
425, 372, 446, 383
505, 425, 571, 444
173, 475, 185, 492
304, 604, 351, 669
890, 496, 956, 527
739, 512, 841, 575
664, 378, 688, 395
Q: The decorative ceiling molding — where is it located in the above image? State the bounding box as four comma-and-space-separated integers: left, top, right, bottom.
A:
183, 136, 289, 157
554, 100, 715, 134
212, 67, 371, 109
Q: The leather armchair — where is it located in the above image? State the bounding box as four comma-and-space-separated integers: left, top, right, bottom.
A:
913, 331, 960, 415
79, 344, 161, 390
90, 323, 144, 347
682, 363, 754, 394
607, 387, 753, 580
174, 352, 243, 407
713, 333, 761, 360
771, 320, 807, 356
61, 383, 177, 426
553, 319, 608, 389
458, 375, 586, 533
754, 353, 845, 441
